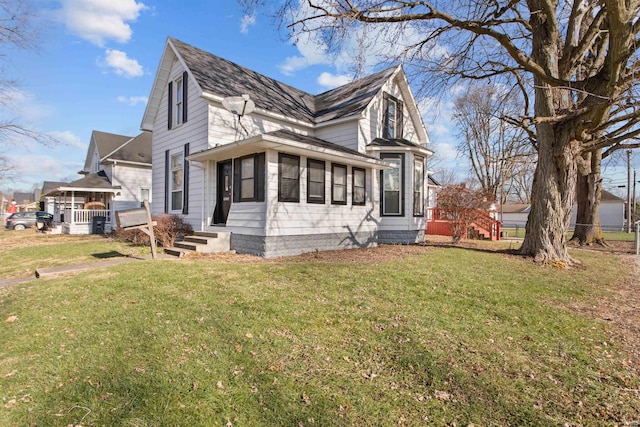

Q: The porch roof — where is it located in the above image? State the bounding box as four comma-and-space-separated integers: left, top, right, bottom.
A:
187, 129, 392, 169
367, 138, 434, 157
45, 173, 121, 196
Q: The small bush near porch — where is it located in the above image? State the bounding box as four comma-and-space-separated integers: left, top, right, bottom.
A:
114, 214, 193, 247
0, 237, 638, 426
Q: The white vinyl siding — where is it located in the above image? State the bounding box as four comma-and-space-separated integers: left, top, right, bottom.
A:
150, 57, 208, 228
110, 164, 153, 212
263, 150, 378, 237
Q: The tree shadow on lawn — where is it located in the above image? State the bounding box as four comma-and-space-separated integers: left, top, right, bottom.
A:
91, 251, 128, 259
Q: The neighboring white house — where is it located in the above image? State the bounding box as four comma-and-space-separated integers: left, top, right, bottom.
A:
45, 130, 152, 234
141, 37, 433, 257
500, 190, 626, 232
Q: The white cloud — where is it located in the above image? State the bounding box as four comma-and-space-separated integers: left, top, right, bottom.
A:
430, 142, 458, 160
317, 72, 353, 89
58, 0, 146, 46
47, 130, 86, 151
426, 123, 451, 137
8, 153, 83, 189
280, 32, 332, 76
101, 49, 144, 77
280, 3, 445, 77
240, 13, 256, 34
117, 95, 148, 106
0, 88, 55, 124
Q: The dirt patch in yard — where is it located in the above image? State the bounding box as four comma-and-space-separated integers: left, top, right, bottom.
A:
562, 255, 640, 375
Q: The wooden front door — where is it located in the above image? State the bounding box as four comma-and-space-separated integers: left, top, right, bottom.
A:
214, 160, 232, 225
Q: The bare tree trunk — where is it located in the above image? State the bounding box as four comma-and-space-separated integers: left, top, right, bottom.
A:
570, 150, 604, 245
519, 123, 578, 263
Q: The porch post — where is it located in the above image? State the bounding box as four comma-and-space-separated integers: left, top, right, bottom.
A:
70, 192, 75, 226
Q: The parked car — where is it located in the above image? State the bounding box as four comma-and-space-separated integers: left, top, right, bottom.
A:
5, 211, 54, 231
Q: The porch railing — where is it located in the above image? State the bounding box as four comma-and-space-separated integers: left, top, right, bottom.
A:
63, 209, 111, 224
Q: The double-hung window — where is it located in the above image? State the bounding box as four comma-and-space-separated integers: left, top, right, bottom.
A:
233, 153, 265, 203
381, 153, 404, 216
168, 71, 188, 130
240, 155, 255, 201
279, 153, 300, 202
331, 164, 347, 205
176, 77, 184, 126
307, 159, 325, 204
170, 152, 184, 211
383, 93, 403, 139
352, 167, 366, 206
413, 157, 424, 216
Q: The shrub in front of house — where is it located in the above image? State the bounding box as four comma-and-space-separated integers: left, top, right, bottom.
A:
115, 214, 193, 248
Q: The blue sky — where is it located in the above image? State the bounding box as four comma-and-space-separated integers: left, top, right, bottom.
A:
2, 0, 636, 198
2, 0, 461, 193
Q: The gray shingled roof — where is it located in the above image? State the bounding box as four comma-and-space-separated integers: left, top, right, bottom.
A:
93, 131, 133, 160
45, 173, 121, 196
170, 38, 396, 125
42, 181, 68, 194
265, 129, 378, 160
106, 131, 152, 164
314, 68, 397, 123
368, 138, 426, 150
601, 190, 624, 202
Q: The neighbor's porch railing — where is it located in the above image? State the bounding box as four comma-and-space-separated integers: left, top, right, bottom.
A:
63, 208, 111, 224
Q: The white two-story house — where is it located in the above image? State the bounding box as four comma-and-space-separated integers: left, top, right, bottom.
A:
141, 37, 433, 257
45, 130, 152, 234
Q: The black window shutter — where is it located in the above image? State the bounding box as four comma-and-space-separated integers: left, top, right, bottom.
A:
164, 150, 170, 213
182, 143, 190, 215
167, 81, 173, 130
182, 71, 188, 123
233, 158, 240, 203
256, 152, 265, 202
397, 99, 404, 139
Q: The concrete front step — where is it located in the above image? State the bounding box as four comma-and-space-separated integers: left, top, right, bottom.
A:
165, 231, 231, 257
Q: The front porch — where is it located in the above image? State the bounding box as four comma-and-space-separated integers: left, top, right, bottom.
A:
45, 173, 121, 235
60, 208, 112, 234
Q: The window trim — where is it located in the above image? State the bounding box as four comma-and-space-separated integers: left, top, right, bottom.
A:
140, 188, 150, 208
383, 93, 404, 139
233, 153, 265, 203
331, 163, 348, 205
278, 153, 300, 203
238, 155, 256, 202
175, 76, 184, 126
380, 153, 405, 217
306, 158, 326, 204
352, 167, 366, 206
170, 151, 184, 212
413, 156, 425, 217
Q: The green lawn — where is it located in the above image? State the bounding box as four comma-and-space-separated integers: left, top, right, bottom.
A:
1, 233, 638, 426
502, 227, 638, 241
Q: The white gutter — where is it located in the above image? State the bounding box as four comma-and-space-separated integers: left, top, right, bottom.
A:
188, 134, 391, 169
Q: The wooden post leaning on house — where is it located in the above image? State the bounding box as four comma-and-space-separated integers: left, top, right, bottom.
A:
115, 200, 158, 259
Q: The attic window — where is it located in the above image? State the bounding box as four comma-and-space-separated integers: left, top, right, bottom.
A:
383, 93, 403, 139
168, 71, 188, 130
176, 76, 184, 125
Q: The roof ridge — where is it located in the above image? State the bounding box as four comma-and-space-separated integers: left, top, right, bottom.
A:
169, 37, 396, 124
